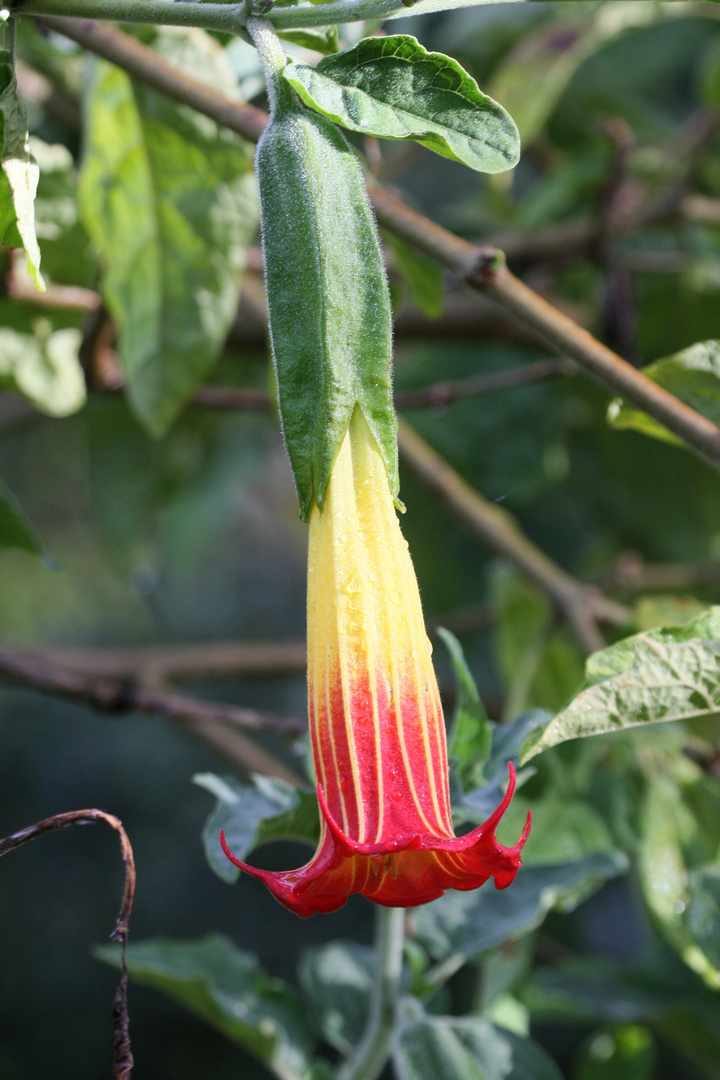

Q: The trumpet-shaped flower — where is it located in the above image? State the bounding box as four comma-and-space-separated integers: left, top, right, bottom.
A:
222, 409, 530, 917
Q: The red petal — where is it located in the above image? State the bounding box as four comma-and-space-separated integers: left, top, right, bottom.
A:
220, 764, 530, 918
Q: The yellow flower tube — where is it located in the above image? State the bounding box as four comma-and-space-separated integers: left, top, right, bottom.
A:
222, 408, 529, 916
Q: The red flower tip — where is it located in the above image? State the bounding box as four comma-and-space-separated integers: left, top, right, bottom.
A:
220, 763, 529, 918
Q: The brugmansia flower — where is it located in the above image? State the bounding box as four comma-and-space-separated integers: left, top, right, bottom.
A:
222, 409, 530, 917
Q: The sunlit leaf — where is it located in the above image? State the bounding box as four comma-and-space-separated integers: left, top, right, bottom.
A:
0, 49, 44, 290
79, 31, 257, 435
521, 607, 720, 763
0, 326, 85, 416
284, 35, 520, 173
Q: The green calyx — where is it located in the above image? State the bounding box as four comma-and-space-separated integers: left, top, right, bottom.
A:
254, 58, 397, 520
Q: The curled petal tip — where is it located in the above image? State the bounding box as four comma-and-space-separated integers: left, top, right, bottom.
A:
519, 809, 533, 848
220, 829, 250, 872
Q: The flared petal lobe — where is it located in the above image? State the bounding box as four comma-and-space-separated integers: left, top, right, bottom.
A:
222, 409, 530, 916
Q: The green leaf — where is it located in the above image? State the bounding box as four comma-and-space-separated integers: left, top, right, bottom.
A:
0, 479, 43, 556
194, 772, 319, 884
299, 942, 373, 1054
527, 954, 720, 1079
574, 1025, 655, 1080
633, 595, 710, 631
513, 798, 616, 867
385, 231, 444, 319
283, 35, 520, 174
687, 866, 720, 973
639, 774, 720, 989
486, 9, 628, 145
393, 999, 563, 1080
608, 341, 720, 448
0, 326, 85, 416
492, 565, 584, 717
96, 935, 313, 1080
639, 774, 692, 930
0, 49, 44, 290
276, 27, 339, 55
439, 628, 491, 790
484, 710, 551, 785
79, 36, 257, 436
414, 852, 629, 963
521, 607, 720, 763
526, 955, 702, 1025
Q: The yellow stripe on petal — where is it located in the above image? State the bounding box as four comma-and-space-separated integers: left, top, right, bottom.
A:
307, 407, 453, 846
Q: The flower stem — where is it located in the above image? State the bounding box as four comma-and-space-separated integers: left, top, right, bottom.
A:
245, 16, 292, 117
337, 905, 405, 1080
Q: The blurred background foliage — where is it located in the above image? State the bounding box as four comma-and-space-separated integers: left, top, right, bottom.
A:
1, 2, 720, 1078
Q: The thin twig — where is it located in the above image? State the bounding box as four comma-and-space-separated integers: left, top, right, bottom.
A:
191, 362, 571, 412
0, 649, 306, 784
591, 552, 720, 595
485, 108, 717, 266
394, 358, 574, 409
370, 187, 720, 473
397, 418, 631, 654
0, 808, 136, 1079
2, 358, 569, 414
0, 648, 303, 732
29, 639, 308, 680
33, 14, 268, 138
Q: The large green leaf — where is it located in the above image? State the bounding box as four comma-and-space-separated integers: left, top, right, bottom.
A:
283, 35, 520, 173
393, 999, 563, 1080
299, 942, 374, 1054
195, 772, 319, 884
608, 341, 720, 447
96, 935, 313, 1080
0, 479, 43, 556
521, 607, 720, 763
414, 851, 628, 963
639, 773, 720, 989
79, 32, 257, 435
0, 326, 85, 416
527, 954, 720, 1080
439, 628, 491, 790
0, 49, 44, 290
